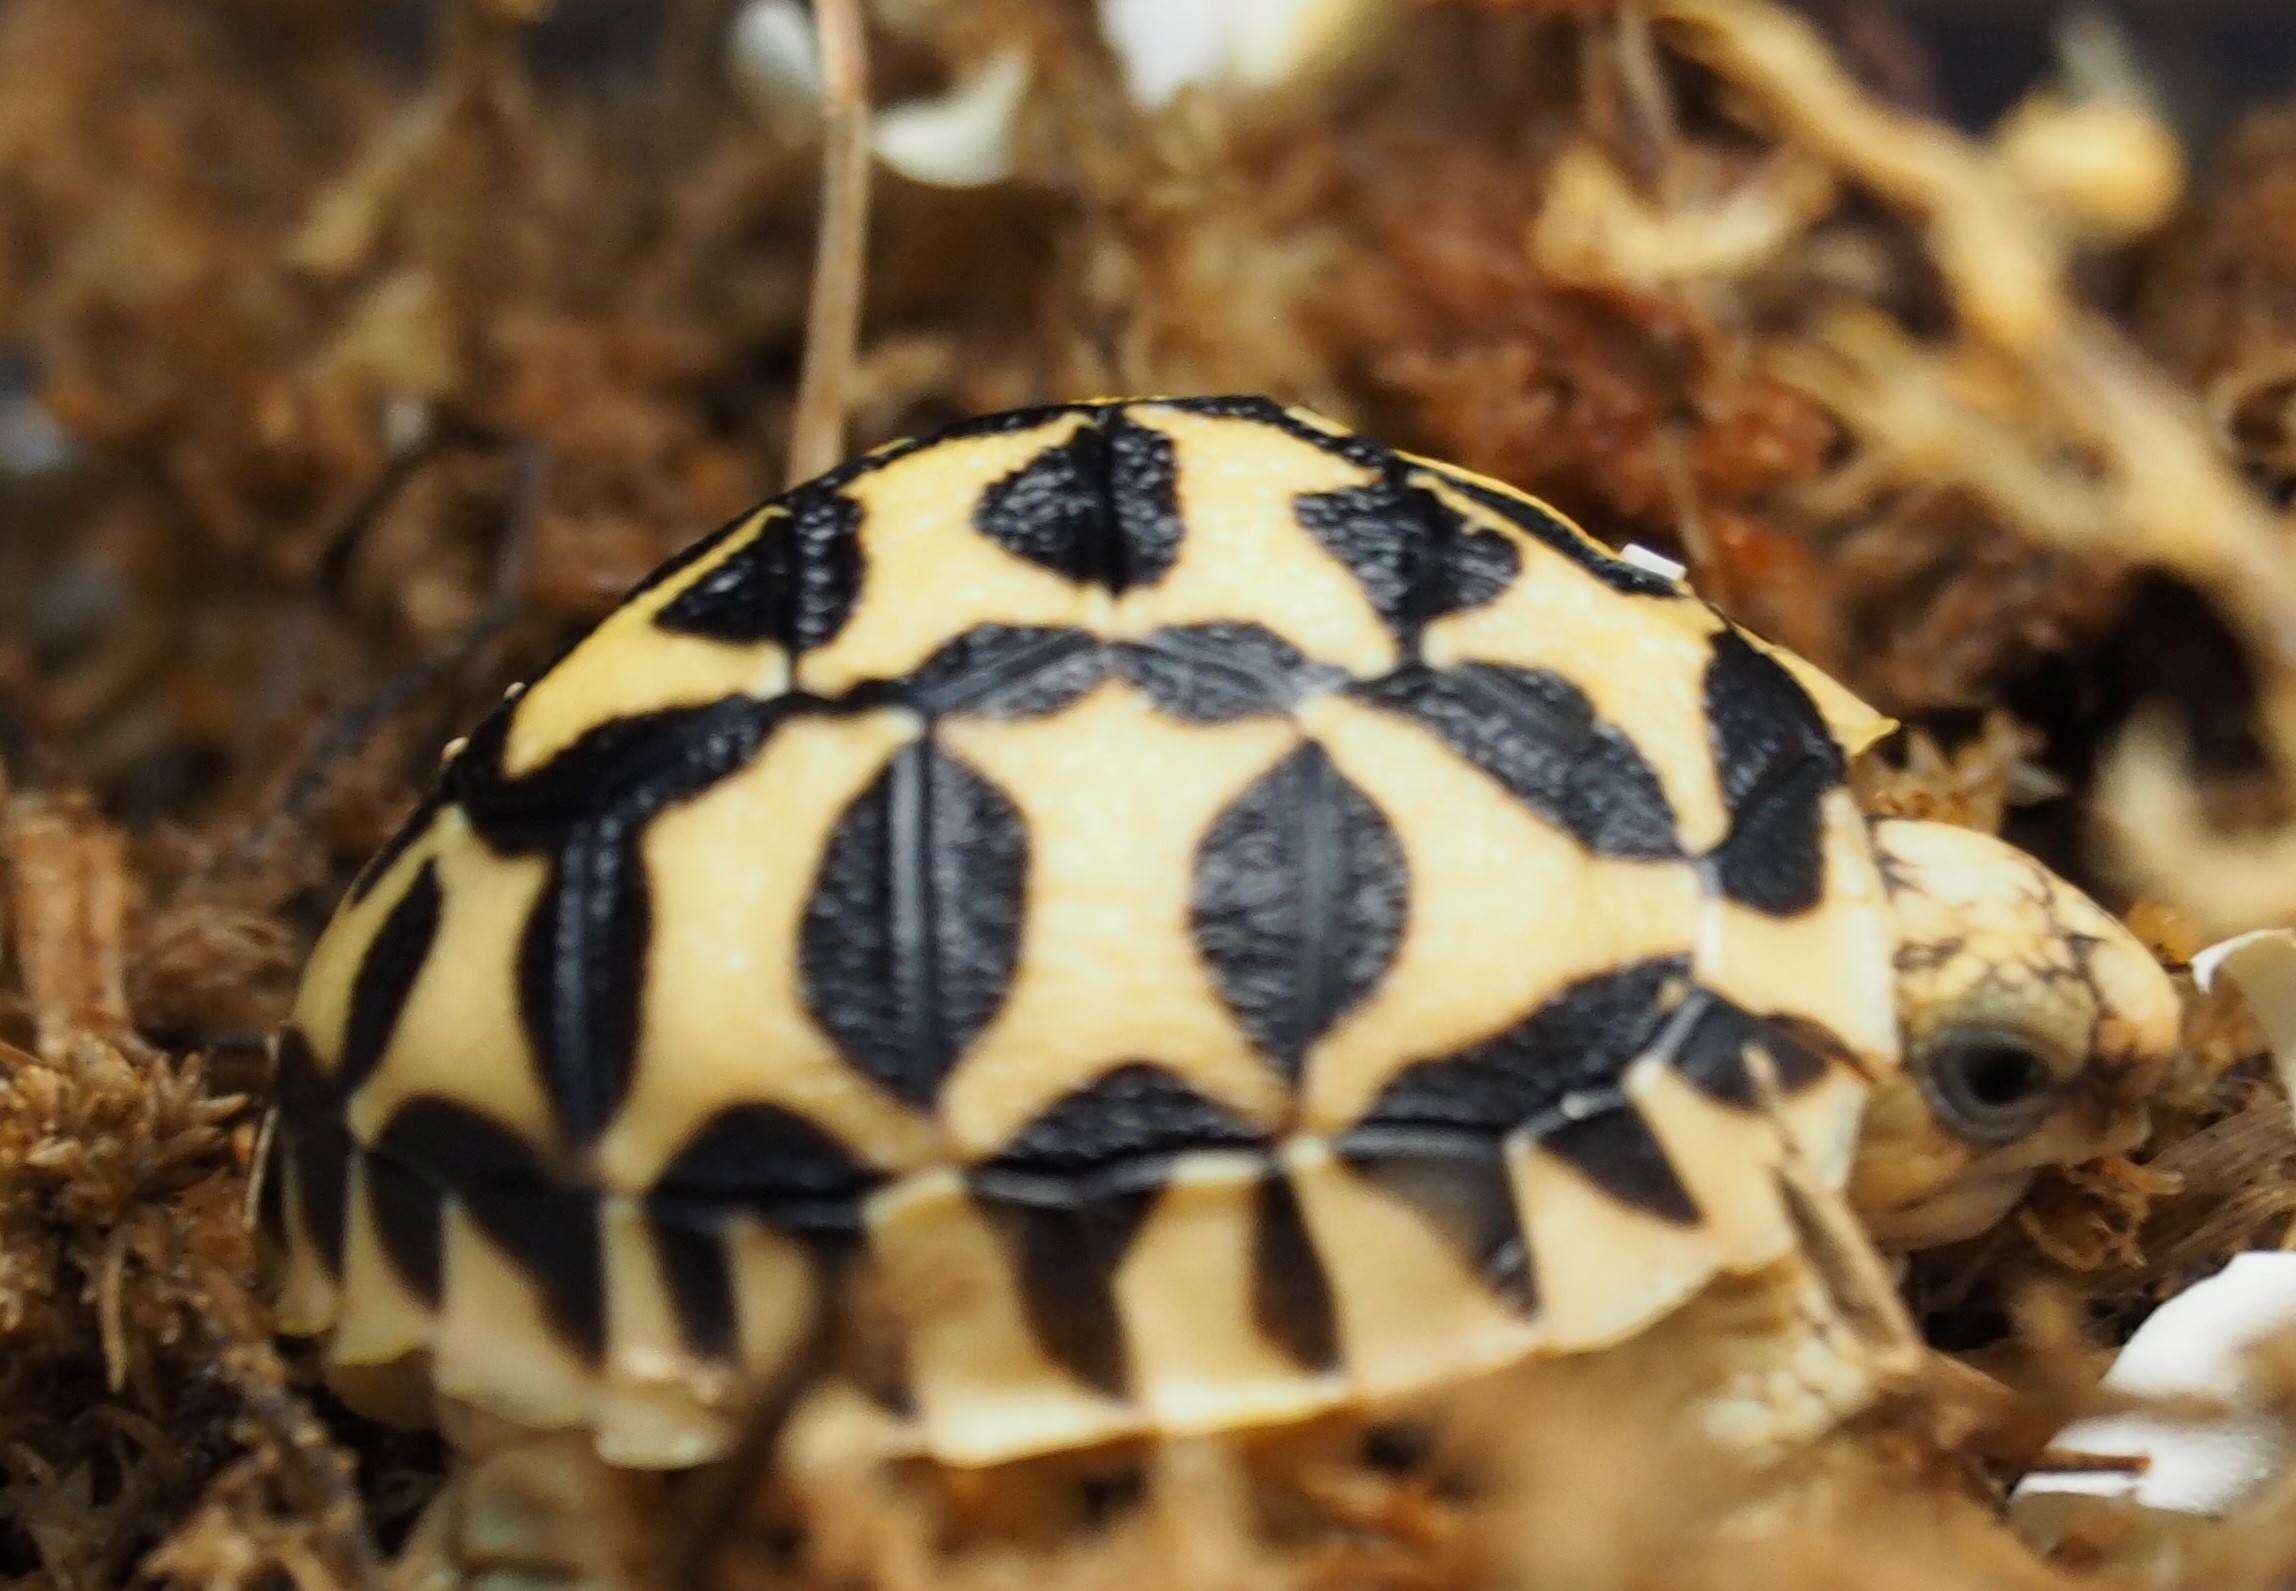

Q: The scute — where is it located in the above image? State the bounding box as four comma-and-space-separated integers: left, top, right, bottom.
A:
797, 738, 1029, 1112
1191, 740, 1409, 1077
268, 396, 1900, 1468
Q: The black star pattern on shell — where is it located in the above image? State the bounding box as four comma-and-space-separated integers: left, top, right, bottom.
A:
1293, 475, 1523, 651
1192, 742, 1408, 1080
275, 394, 1896, 1468
798, 739, 1028, 1112
972, 410, 1186, 590
1417, 466, 1682, 598
653, 483, 865, 651
1702, 629, 1843, 916
1351, 662, 1681, 859
1353, 958, 1691, 1142
652, 1101, 884, 1229
449, 695, 789, 1148
372, 1095, 607, 1359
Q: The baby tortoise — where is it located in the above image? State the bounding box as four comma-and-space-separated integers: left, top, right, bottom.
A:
264, 397, 2176, 1503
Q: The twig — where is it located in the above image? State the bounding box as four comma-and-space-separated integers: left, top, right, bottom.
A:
660, 1310, 837, 1587
787, 0, 874, 488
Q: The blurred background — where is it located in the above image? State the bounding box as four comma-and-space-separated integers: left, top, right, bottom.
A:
10, 1, 2296, 1584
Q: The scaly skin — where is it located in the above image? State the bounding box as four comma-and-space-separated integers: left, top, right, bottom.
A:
1850, 819, 2181, 1251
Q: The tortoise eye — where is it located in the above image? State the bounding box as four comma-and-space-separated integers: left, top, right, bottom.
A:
1917, 1027, 2065, 1145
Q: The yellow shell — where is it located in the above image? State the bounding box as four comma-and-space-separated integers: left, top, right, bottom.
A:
267, 397, 1897, 1468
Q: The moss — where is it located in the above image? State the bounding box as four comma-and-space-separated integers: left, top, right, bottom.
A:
1, 0, 2293, 1583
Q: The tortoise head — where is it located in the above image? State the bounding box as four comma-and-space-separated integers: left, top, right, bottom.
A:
1848, 818, 2180, 1250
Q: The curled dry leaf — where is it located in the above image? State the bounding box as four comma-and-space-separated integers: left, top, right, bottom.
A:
2195, 930, 2296, 1124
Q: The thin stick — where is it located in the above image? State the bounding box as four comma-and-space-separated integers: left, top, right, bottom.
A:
787, 0, 873, 488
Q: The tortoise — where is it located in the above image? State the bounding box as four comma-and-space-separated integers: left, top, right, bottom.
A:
265, 395, 2178, 1488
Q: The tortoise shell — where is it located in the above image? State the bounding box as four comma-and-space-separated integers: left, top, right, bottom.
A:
267, 396, 1900, 1468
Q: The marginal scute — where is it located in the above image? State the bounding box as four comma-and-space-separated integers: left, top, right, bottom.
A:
294, 1112, 354, 1280
981, 1194, 1137, 1400
367, 1095, 606, 1358
868, 1169, 1138, 1462
367, 1102, 552, 1253
256, 1115, 293, 1252
1662, 993, 1841, 1109
1250, 1171, 1341, 1373
1652, 990, 1751, 1108
647, 1207, 739, 1359
333, 1157, 433, 1376
273, 1025, 333, 1120
1336, 1137, 1535, 1315
466, 1177, 607, 1362
1538, 1106, 1702, 1225
1759, 1013, 1848, 1092
276, 1033, 353, 1284
365, 1150, 445, 1306
1289, 1143, 1542, 1394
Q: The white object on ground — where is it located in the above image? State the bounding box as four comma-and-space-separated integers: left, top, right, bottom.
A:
1098, 0, 1391, 108
728, 0, 823, 108
0, 391, 74, 477
1098, 0, 1232, 109
2012, 1251, 2296, 1514
728, 1, 1029, 188
2195, 928, 2296, 1096
2015, 926, 2296, 1516
734, 0, 1395, 185
869, 48, 1032, 189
